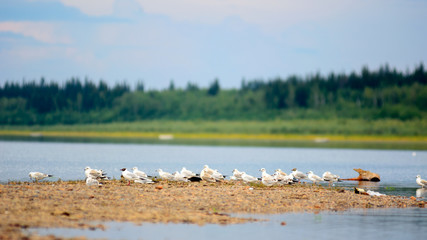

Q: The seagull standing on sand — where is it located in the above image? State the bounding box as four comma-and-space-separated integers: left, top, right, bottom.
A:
29, 172, 53, 182
307, 171, 323, 185
200, 165, 219, 182
84, 167, 108, 180
180, 167, 197, 178
201, 165, 214, 175
86, 176, 102, 186
173, 171, 189, 182
290, 168, 307, 182
156, 169, 174, 181
273, 169, 293, 184
212, 169, 225, 181
259, 168, 277, 186
241, 172, 258, 183
121, 168, 152, 185
201, 165, 225, 181
200, 169, 217, 182
322, 171, 340, 186
416, 175, 427, 188
179, 167, 202, 181
231, 169, 244, 181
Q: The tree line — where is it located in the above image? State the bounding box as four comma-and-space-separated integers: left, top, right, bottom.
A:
0, 64, 426, 125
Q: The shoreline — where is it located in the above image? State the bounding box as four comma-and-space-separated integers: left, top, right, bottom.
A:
0, 180, 425, 238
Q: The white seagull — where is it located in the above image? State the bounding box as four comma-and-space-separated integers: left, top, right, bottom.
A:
241, 172, 258, 184
132, 167, 148, 178
307, 171, 323, 185
290, 168, 308, 182
201, 165, 224, 181
84, 166, 108, 180
212, 169, 225, 181
322, 171, 340, 186
273, 169, 294, 184
180, 167, 197, 178
201, 165, 214, 175
156, 169, 174, 181
229, 176, 238, 181
121, 168, 151, 185
29, 172, 53, 182
416, 175, 427, 188
173, 171, 189, 182
200, 168, 217, 182
231, 169, 244, 181
86, 176, 102, 186
259, 168, 277, 186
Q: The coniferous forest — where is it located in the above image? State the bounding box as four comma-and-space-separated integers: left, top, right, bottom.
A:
0, 64, 426, 125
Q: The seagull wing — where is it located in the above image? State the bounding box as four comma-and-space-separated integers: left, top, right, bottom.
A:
201, 172, 216, 182
134, 170, 147, 178
242, 173, 257, 183
160, 171, 173, 180
88, 169, 101, 178
312, 174, 323, 181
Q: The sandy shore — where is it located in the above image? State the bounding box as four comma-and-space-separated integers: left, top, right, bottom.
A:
0, 180, 425, 239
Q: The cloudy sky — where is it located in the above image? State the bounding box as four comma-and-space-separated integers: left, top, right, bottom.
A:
1, 0, 426, 89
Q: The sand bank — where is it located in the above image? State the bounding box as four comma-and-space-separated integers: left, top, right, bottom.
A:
0, 180, 424, 239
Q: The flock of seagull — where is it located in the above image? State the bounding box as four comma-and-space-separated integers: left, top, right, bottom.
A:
29, 166, 333, 185
28, 166, 427, 189
29, 166, 340, 186
108, 166, 343, 187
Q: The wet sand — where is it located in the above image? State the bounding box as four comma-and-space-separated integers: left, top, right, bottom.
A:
0, 180, 425, 239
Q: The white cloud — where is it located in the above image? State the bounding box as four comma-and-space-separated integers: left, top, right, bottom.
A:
135, 0, 362, 29
60, 0, 115, 16
0, 21, 71, 44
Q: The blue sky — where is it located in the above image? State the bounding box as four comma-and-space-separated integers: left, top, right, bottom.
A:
0, 0, 426, 90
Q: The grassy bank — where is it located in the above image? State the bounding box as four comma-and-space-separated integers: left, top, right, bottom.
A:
0, 119, 426, 149
1, 119, 427, 135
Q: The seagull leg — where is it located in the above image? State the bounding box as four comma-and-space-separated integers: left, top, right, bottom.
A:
127, 181, 131, 186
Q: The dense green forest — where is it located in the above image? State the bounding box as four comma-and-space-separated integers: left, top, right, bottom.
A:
0, 64, 426, 125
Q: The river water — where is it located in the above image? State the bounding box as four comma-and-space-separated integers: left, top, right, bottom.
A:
1, 140, 426, 239
31, 208, 427, 240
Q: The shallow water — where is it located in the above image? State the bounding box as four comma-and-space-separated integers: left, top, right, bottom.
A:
30, 208, 427, 240
1, 140, 426, 194
2, 140, 426, 239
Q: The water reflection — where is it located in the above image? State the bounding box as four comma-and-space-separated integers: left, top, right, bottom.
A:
416, 188, 427, 198
357, 181, 380, 190
30, 208, 427, 240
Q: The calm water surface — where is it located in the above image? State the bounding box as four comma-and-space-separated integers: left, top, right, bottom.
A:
31, 208, 427, 240
1, 140, 426, 239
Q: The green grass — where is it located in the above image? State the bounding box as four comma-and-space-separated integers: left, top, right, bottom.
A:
0, 119, 426, 136
0, 119, 426, 150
